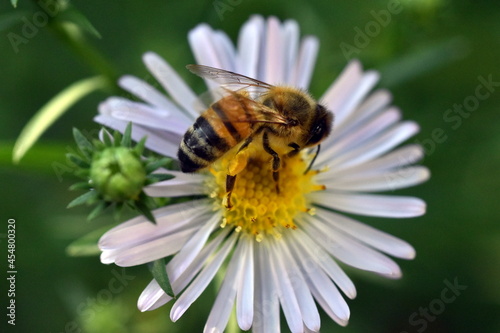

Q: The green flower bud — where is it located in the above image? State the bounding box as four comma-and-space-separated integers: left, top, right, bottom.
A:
90, 147, 146, 202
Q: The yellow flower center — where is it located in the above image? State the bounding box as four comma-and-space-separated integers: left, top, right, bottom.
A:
207, 149, 325, 242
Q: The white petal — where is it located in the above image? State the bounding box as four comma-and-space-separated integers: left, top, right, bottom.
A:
264, 17, 285, 84
318, 107, 401, 166
113, 227, 197, 267
320, 60, 363, 119
310, 191, 427, 218
328, 144, 425, 179
167, 213, 221, 281
138, 228, 230, 311
279, 239, 321, 332
320, 166, 430, 192
143, 52, 199, 119
267, 241, 303, 333
118, 75, 190, 120
237, 15, 264, 78
213, 30, 237, 70
145, 170, 207, 197
308, 279, 349, 327
170, 233, 237, 322
289, 234, 351, 325
236, 238, 254, 330
333, 88, 392, 140
102, 97, 190, 134
253, 242, 280, 333
335, 70, 380, 127
189, 24, 234, 70
204, 239, 244, 333
328, 121, 420, 170
189, 25, 236, 90
290, 229, 356, 299
99, 201, 210, 250
94, 114, 181, 158
290, 36, 319, 89
282, 19, 300, 84
317, 208, 416, 259
302, 216, 402, 278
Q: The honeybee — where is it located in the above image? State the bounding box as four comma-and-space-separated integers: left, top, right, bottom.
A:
178, 65, 333, 208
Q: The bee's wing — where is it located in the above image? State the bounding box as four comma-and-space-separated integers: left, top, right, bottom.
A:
186, 64, 273, 92
205, 89, 289, 126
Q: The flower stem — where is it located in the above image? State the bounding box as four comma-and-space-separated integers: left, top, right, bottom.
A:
33, 0, 121, 94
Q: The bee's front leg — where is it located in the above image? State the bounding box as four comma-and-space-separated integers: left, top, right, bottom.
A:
223, 174, 237, 209
287, 142, 301, 157
223, 137, 253, 209
262, 131, 281, 194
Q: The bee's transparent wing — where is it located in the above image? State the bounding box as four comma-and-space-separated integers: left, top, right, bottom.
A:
186, 64, 273, 93
194, 87, 287, 125
191, 87, 228, 114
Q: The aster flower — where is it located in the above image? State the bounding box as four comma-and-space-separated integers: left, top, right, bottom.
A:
96, 15, 429, 333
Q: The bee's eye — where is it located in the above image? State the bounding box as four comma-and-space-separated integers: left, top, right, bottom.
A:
288, 119, 299, 126
307, 124, 326, 145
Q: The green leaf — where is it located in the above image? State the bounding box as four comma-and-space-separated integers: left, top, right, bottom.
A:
112, 131, 121, 147
102, 129, 113, 146
121, 123, 132, 148
12, 76, 108, 163
69, 181, 91, 191
145, 158, 171, 173
147, 173, 175, 183
66, 226, 111, 257
67, 153, 90, 169
148, 258, 175, 298
67, 190, 99, 208
72, 128, 94, 159
135, 197, 156, 224
113, 202, 124, 221
134, 137, 147, 155
10, 0, 18, 8
87, 201, 110, 220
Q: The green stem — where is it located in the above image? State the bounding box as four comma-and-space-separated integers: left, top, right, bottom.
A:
33, 0, 121, 94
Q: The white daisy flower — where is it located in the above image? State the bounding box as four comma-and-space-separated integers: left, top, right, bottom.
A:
96, 15, 429, 333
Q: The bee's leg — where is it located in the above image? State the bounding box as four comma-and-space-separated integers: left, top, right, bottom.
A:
287, 142, 301, 157
224, 137, 253, 209
223, 174, 237, 209
262, 131, 281, 194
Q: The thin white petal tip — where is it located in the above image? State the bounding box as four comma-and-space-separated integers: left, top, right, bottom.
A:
142, 51, 159, 63
346, 288, 357, 300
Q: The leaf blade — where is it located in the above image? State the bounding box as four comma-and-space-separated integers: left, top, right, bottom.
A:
12, 76, 108, 163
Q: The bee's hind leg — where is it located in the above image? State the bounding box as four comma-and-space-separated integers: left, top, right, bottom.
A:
223, 137, 253, 209
263, 131, 281, 194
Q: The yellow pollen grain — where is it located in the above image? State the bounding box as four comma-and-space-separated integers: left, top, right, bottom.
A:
209, 148, 326, 241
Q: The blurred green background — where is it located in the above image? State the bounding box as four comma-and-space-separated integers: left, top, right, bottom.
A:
1, 0, 499, 332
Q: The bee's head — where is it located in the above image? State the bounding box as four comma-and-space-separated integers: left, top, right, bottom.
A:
303, 104, 333, 147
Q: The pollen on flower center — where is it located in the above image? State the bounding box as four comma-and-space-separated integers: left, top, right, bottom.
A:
208, 149, 326, 241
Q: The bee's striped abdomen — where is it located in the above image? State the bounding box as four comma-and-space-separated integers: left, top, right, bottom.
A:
178, 97, 254, 173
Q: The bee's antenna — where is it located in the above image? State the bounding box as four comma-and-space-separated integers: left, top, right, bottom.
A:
304, 144, 320, 174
